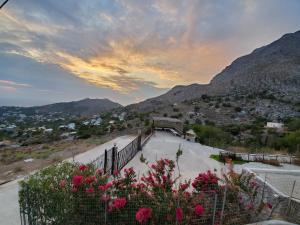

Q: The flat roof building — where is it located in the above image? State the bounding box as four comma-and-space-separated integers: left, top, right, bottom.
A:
152, 116, 183, 134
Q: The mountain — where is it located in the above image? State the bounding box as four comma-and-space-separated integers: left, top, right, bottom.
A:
0, 98, 122, 117
210, 30, 300, 98
129, 30, 300, 111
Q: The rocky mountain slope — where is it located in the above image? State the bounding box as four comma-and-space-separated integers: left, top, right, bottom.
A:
129, 30, 300, 112
0, 98, 122, 117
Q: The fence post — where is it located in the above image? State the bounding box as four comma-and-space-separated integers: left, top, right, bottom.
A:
219, 186, 227, 225
111, 144, 117, 175
212, 193, 218, 225
137, 129, 142, 151
104, 149, 107, 174
286, 180, 296, 215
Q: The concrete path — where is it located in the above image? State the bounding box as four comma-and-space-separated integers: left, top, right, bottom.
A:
126, 131, 226, 181
0, 135, 135, 225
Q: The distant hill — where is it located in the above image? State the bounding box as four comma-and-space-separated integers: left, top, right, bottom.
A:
0, 98, 122, 116
129, 30, 300, 111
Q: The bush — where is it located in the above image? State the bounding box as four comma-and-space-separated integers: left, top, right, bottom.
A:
19, 157, 271, 225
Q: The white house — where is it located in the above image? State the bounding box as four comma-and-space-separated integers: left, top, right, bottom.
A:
67, 123, 76, 130
266, 122, 284, 131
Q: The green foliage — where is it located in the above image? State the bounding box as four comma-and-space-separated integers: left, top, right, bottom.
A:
19, 162, 77, 225
209, 154, 246, 165
275, 130, 300, 154
192, 124, 231, 147
286, 117, 300, 131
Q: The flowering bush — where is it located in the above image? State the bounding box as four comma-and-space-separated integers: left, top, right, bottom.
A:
19, 155, 270, 225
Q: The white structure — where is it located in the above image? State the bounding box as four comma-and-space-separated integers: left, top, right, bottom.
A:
67, 123, 76, 130
266, 122, 284, 131
185, 129, 196, 142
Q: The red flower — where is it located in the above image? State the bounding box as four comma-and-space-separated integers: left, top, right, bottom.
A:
71, 187, 78, 193
112, 198, 127, 209
194, 204, 205, 216
266, 203, 272, 209
79, 164, 88, 171
86, 186, 95, 194
98, 182, 113, 191
176, 208, 183, 221
85, 175, 96, 184
136, 207, 152, 223
59, 180, 67, 188
72, 175, 84, 186
180, 183, 189, 191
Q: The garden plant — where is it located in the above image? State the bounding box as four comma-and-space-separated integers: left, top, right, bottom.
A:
19, 152, 272, 225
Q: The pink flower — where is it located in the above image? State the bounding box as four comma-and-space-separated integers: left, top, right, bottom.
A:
72, 175, 84, 186
136, 207, 152, 223
98, 182, 113, 191
85, 175, 96, 184
96, 168, 104, 175
246, 203, 254, 210
112, 198, 127, 209
100, 194, 111, 202
71, 187, 78, 193
194, 204, 205, 216
176, 208, 183, 222
180, 183, 189, 191
79, 164, 88, 171
266, 203, 272, 209
86, 186, 95, 194
113, 170, 119, 176
59, 180, 67, 188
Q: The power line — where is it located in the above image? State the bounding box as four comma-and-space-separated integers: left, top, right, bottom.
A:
0, 0, 10, 10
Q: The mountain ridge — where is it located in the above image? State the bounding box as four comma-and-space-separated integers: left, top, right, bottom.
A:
0, 98, 122, 117
127, 30, 300, 111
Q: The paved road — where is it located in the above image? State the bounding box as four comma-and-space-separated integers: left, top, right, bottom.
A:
0, 135, 135, 225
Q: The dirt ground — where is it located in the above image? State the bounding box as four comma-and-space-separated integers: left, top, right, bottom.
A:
0, 135, 115, 183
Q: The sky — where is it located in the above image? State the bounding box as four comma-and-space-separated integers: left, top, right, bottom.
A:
0, 0, 300, 107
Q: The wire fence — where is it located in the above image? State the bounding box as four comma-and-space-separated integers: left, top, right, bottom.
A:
244, 168, 300, 224
19, 184, 262, 225
220, 152, 299, 164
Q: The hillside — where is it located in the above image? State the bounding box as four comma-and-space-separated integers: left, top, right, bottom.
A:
0, 98, 122, 117
128, 30, 300, 117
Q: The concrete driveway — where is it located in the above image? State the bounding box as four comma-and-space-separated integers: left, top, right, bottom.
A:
126, 131, 226, 181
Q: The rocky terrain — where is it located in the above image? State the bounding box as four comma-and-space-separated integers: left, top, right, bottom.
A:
126, 30, 300, 122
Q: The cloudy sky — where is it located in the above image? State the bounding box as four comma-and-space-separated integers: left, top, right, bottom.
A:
0, 0, 300, 106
